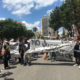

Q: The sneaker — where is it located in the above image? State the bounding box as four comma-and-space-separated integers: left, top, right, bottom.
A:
0, 69, 1, 73
0, 69, 2, 74
73, 64, 78, 67
79, 65, 80, 68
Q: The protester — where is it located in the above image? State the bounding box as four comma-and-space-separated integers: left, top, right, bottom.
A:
50, 52, 56, 62
2, 45, 9, 69
0, 40, 3, 73
19, 38, 25, 64
0, 40, 3, 60
74, 39, 80, 68
44, 52, 49, 60
6, 42, 11, 67
0, 40, 2, 56
24, 38, 30, 65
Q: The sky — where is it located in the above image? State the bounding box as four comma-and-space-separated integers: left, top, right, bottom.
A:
0, 0, 64, 30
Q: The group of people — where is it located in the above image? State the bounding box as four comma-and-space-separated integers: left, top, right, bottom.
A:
0, 38, 30, 74
0, 38, 80, 74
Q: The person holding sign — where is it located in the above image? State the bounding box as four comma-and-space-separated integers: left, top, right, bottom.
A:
19, 38, 25, 64
24, 38, 30, 66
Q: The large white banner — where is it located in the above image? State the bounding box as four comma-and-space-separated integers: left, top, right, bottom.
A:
10, 39, 74, 61
30, 39, 70, 50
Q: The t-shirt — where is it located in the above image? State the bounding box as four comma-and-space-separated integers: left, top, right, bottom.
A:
6, 45, 10, 52
74, 44, 80, 53
19, 42, 25, 53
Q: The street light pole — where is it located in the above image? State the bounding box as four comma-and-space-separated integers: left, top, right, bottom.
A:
72, 24, 74, 37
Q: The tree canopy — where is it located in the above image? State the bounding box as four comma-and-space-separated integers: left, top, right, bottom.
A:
49, 0, 80, 34
0, 18, 34, 39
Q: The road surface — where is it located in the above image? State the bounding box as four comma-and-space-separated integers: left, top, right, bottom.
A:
0, 55, 80, 80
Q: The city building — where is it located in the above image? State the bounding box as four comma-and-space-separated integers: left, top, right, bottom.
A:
41, 16, 57, 38
41, 16, 49, 36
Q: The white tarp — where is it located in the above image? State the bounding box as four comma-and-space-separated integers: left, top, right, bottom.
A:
26, 39, 73, 54
9, 40, 74, 58
29, 39, 72, 49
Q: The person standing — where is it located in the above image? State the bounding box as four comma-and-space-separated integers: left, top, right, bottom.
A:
0, 40, 3, 60
3, 45, 9, 69
0, 40, 2, 56
24, 38, 30, 66
19, 39, 25, 64
50, 52, 56, 62
6, 42, 11, 67
0, 40, 2, 73
44, 52, 49, 60
74, 40, 80, 68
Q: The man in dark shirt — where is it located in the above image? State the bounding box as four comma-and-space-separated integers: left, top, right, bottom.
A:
24, 39, 30, 66
19, 38, 25, 64
0, 40, 2, 58
74, 39, 80, 68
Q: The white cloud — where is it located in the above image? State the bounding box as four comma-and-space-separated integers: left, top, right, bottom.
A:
12, 3, 34, 16
46, 9, 53, 16
22, 21, 40, 30
2, 0, 34, 16
0, 18, 6, 20
0, 17, 40, 30
2, 0, 58, 16
35, 0, 57, 9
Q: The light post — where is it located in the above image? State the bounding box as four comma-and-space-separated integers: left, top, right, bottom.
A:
68, 31, 71, 38
72, 24, 74, 37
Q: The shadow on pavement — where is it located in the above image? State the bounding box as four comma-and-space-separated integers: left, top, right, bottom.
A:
0, 72, 13, 78
4, 77, 14, 80
8, 66, 17, 70
32, 62, 74, 66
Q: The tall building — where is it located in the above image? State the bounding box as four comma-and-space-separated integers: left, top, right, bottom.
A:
41, 16, 49, 36
41, 16, 57, 38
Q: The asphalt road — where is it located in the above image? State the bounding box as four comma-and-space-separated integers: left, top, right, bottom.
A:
0, 55, 80, 80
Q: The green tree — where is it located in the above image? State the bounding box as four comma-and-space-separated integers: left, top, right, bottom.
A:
49, 7, 62, 31
71, 0, 80, 34
49, 0, 80, 35
26, 30, 34, 39
0, 18, 34, 39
